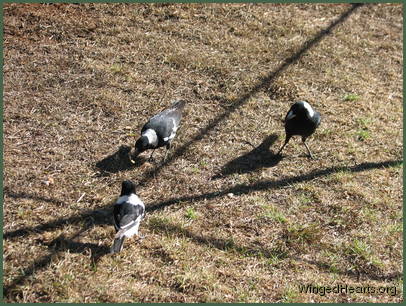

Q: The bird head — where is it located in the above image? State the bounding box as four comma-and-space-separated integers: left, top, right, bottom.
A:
129, 136, 149, 163
120, 180, 136, 196
287, 101, 315, 120
297, 101, 315, 117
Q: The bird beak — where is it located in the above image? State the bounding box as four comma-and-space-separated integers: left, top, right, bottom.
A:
129, 148, 139, 164
286, 111, 296, 120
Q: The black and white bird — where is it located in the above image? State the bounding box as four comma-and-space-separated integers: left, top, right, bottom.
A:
277, 101, 321, 159
111, 180, 145, 254
130, 100, 186, 163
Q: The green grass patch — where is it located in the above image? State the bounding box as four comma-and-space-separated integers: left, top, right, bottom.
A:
346, 239, 383, 269
343, 93, 360, 101
261, 205, 287, 223
356, 129, 371, 141
281, 287, 300, 303
185, 207, 198, 220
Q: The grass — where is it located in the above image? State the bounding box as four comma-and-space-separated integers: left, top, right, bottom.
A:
356, 129, 371, 141
261, 205, 287, 223
184, 207, 198, 220
355, 116, 372, 141
346, 239, 384, 271
3, 3, 403, 303
343, 93, 360, 102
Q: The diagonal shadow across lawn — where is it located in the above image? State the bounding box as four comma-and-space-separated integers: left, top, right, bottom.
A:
3, 226, 110, 300
152, 221, 403, 283
3, 158, 401, 298
4, 159, 401, 241
146, 160, 403, 213
111, 3, 365, 186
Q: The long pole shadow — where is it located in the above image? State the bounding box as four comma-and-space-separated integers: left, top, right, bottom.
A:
3, 159, 401, 297
136, 3, 364, 186
3, 5, 365, 236
146, 160, 402, 213
4, 3, 365, 241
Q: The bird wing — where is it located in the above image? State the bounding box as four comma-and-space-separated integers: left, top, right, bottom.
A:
114, 202, 145, 231
140, 101, 184, 145
150, 100, 185, 121
143, 113, 180, 141
113, 204, 120, 231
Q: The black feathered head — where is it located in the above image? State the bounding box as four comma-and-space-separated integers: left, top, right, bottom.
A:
120, 180, 136, 196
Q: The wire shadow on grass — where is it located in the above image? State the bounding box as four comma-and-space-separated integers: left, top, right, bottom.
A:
45, 234, 111, 264
5, 159, 401, 241
136, 3, 364, 186
3, 159, 401, 297
3, 213, 112, 298
297, 256, 403, 283
147, 160, 403, 213
3, 187, 66, 207
212, 134, 282, 179
3, 235, 111, 300
3, 193, 113, 240
95, 145, 147, 175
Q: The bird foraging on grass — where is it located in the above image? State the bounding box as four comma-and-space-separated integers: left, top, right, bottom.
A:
277, 101, 321, 159
129, 100, 186, 163
111, 180, 145, 254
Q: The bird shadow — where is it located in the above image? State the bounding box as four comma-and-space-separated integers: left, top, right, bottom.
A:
213, 134, 282, 179
95, 145, 147, 175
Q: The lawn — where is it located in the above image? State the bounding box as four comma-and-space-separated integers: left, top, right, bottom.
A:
3, 3, 403, 302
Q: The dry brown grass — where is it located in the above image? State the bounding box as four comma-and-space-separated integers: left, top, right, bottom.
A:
3, 3, 403, 302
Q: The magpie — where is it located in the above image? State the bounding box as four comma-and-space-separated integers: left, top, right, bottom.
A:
277, 101, 321, 159
111, 180, 145, 254
130, 100, 186, 163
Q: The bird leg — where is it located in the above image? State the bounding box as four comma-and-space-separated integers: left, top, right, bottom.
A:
163, 142, 171, 162
302, 137, 314, 159
148, 149, 156, 162
163, 149, 169, 163
277, 135, 291, 156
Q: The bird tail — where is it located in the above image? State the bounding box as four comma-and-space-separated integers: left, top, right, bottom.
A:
111, 236, 126, 253
171, 100, 186, 110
